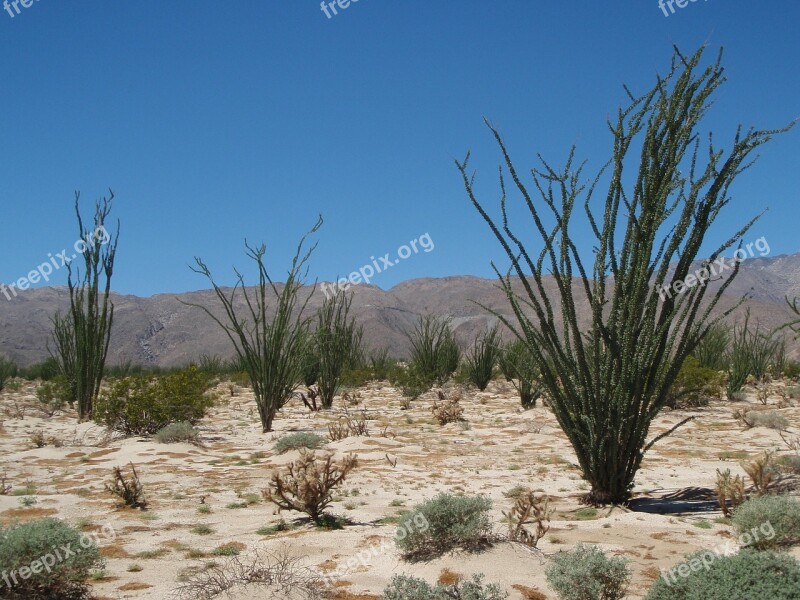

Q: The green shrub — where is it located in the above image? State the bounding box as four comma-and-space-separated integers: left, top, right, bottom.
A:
0, 518, 105, 600
665, 356, 723, 409
782, 361, 800, 381
645, 549, 800, 600
731, 495, 800, 549
94, 366, 214, 435
397, 493, 491, 559
545, 544, 630, 600
0, 356, 17, 392
35, 376, 73, 415
727, 313, 782, 398
498, 339, 542, 408
368, 348, 393, 381
18, 357, 60, 381
154, 421, 200, 444
274, 432, 327, 454
382, 573, 507, 600
389, 364, 431, 400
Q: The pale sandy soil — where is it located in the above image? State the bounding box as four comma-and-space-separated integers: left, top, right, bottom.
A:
1, 378, 799, 599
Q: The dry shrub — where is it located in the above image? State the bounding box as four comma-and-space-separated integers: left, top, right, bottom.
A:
262, 450, 357, 523
715, 468, 745, 517
742, 452, 777, 496
503, 490, 553, 548
0, 470, 11, 495
327, 408, 370, 441
106, 463, 147, 509
432, 389, 464, 425
172, 546, 324, 600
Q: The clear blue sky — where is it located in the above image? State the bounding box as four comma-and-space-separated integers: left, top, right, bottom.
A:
1, 1, 798, 297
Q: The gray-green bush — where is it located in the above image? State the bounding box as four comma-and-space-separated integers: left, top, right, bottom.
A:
0, 518, 105, 600
742, 410, 789, 431
731, 495, 800, 549
397, 493, 492, 559
382, 573, 507, 600
154, 421, 200, 444
645, 549, 800, 600
545, 544, 630, 600
274, 432, 327, 454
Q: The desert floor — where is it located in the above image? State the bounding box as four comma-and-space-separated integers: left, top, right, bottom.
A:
1, 378, 799, 599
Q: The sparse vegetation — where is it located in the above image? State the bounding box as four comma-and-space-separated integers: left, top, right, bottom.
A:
0, 356, 17, 392
503, 489, 552, 548
727, 312, 783, 398
431, 388, 465, 425
406, 315, 460, 388
498, 339, 542, 408
665, 356, 723, 409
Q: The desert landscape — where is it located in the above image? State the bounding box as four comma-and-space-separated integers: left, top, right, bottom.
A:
1, 369, 800, 599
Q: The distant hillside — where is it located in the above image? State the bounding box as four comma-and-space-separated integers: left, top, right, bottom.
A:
1, 254, 799, 367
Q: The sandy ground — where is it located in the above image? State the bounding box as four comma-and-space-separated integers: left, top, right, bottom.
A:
1, 378, 799, 599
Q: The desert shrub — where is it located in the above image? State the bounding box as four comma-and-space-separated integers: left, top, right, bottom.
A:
397, 493, 492, 559
262, 450, 357, 523
731, 495, 800, 549
154, 421, 200, 444
546, 544, 630, 600
0, 517, 104, 600
775, 453, 800, 475
782, 361, 800, 381
35, 375, 73, 416
431, 389, 465, 425
503, 490, 552, 548
498, 339, 542, 408
464, 325, 501, 391
406, 315, 460, 386
714, 469, 745, 518
741, 452, 778, 496
665, 356, 723, 408
18, 357, 60, 381
389, 363, 430, 400
694, 323, 730, 371
644, 549, 800, 600
741, 410, 790, 431
94, 366, 214, 435
173, 547, 323, 600
314, 291, 363, 409
0, 356, 17, 392
369, 348, 393, 380
382, 573, 507, 600
274, 432, 327, 454
106, 463, 147, 509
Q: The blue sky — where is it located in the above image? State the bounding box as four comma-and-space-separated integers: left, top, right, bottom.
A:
1, 1, 798, 297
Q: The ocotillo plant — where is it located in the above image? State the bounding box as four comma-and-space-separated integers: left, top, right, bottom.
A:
694, 322, 730, 371
0, 356, 17, 392
457, 46, 793, 504
406, 315, 460, 387
498, 338, 542, 409
50, 192, 119, 421
464, 324, 501, 391
315, 291, 363, 409
726, 311, 782, 398
185, 218, 321, 433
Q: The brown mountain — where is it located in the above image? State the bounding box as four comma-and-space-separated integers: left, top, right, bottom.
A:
1, 254, 799, 367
